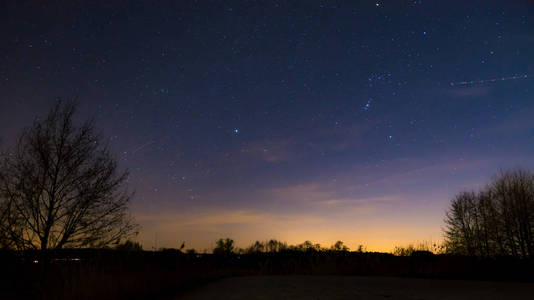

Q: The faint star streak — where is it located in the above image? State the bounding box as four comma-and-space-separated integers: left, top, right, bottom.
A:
450, 75, 529, 87
131, 140, 155, 154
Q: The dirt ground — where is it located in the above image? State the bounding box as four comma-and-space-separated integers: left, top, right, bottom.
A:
179, 275, 534, 299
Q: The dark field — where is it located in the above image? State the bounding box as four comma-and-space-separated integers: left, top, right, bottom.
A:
180, 275, 534, 300
2, 249, 534, 299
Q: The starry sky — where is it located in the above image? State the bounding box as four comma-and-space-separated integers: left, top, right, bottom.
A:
1, 0, 533, 251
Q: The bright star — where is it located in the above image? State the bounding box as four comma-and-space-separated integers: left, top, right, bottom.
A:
363, 98, 373, 111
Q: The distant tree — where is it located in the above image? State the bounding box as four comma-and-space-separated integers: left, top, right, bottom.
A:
246, 240, 265, 253
296, 240, 321, 252
393, 245, 415, 256
0, 101, 137, 252
265, 239, 287, 252
115, 240, 142, 251
393, 241, 440, 256
331, 240, 349, 251
213, 238, 234, 255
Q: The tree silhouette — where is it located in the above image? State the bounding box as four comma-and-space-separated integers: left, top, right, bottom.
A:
295, 240, 321, 251
115, 240, 143, 251
0, 101, 137, 251
331, 240, 349, 251
265, 239, 287, 252
444, 169, 534, 258
444, 191, 478, 255
246, 240, 265, 253
213, 238, 235, 255
0, 202, 14, 249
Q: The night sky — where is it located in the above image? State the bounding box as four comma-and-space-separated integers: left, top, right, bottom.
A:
1, 1, 533, 251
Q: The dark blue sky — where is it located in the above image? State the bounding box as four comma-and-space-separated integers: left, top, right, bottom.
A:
1, 0, 533, 250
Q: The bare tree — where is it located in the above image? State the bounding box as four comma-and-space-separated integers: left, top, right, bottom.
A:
489, 170, 534, 258
444, 191, 478, 255
265, 239, 287, 252
0, 201, 15, 249
246, 241, 265, 253
213, 238, 235, 255
444, 169, 534, 258
0, 101, 137, 251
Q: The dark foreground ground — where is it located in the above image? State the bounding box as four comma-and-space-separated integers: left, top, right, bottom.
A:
3, 250, 534, 299
180, 275, 534, 300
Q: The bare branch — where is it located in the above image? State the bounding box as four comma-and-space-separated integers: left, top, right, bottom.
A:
0, 100, 138, 251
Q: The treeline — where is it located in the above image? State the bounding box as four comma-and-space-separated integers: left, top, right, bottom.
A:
444, 169, 534, 258
117, 239, 358, 255
212, 239, 355, 255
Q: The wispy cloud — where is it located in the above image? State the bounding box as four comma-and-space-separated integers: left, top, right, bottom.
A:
239, 138, 296, 163
133, 155, 507, 251
263, 181, 407, 214
316, 195, 404, 207
448, 86, 494, 98
135, 208, 327, 249
229, 121, 379, 165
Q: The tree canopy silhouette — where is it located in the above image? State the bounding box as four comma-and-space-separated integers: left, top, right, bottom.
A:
0, 101, 137, 251
213, 238, 235, 255
444, 169, 534, 258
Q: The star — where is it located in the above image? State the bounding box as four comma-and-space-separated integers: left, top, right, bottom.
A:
363, 98, 373, 111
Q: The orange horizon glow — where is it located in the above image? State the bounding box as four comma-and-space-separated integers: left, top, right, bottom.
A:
134, 206, 446, 253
